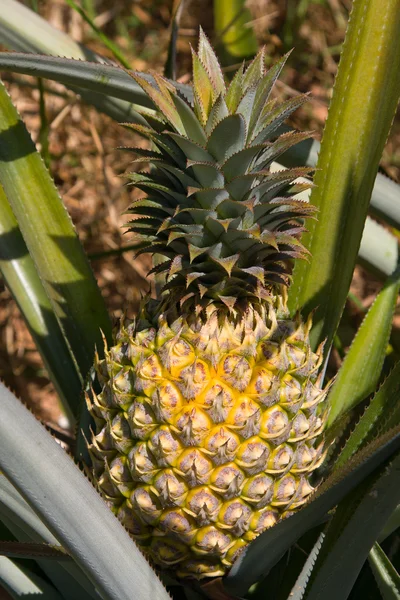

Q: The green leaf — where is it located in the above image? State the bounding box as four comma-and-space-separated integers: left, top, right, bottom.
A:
0, 186, 81, 422
0, 556, 63, 599
214, 0, 258, 63
327, 266, 400, 428
198, 27, 226, 95
0, 52, 153, 110
0, 79, 112, 381
301, 452, 400, 600
223, 426, 400, 597
0, 476, 97, 600
288, 0, 400, 351
369, 543, 400, 600
0, 541, 69, 561
379, 504, 400, 542
0, 382, 170, 600
0, 0, 143, 125
207, 114, 246, 163
334, 360, 400, 471
289, 533, 325, 600
271, 162, 399, 280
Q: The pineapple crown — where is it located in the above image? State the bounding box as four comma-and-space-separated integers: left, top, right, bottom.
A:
125, 28, 315, 315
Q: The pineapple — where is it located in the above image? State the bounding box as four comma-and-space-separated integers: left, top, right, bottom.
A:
88, 30, 329, 580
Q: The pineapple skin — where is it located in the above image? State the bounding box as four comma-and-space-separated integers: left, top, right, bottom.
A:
88, 299, 328, 579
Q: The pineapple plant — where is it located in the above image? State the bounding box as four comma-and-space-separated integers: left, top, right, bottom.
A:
1, 1, 400, 599
87, 31, 329, 579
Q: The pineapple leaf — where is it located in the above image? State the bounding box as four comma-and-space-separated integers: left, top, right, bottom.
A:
0, 465, 108, 599
248, 52, 292, 139
243, 48, 266, 90
0, 187, 80, 423
379, 504, 400, 543
251, 95, 310, 145
188, 161, 225, 189
171, 93, 208, 145
288, 533, 326, 600
236, 85, 258, 129
333, 360, 400, 472
198, 27, 226, 96
0, 382, 171, 600
0, 52, 151, 123
327, 267, 400, 428
299, 451, 400, 600
168, 132, 214, 162
288, 0, 400, 351
129, 73, 185, 135
225, 61, 245, 113
205, 94, 230, 135
0, 556, 64, 599
207, 114, 247, 163
0, 541, 69, 561
223, 426, 400, 596
369, 543, 400, 600
191, 48, 215, 124
0, 79, 112, 383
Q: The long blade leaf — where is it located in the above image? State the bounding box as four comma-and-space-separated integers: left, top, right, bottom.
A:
0, 79, 112, 380
302, 452, 400, 600
369, 543, 400, 600
334, 360, 400, 471
0, 556, 63, 599
288, 0, 400, 350
0, 476, 98, 600
0, 52, 153, 108
327, 267, 400, 427
0, 0, 142, 124
0, 186, 81, 421
0, 382, 170, 600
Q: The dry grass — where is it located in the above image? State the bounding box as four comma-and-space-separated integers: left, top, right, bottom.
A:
0, 0, 399, 426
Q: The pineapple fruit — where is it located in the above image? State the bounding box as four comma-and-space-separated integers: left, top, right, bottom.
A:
88, 30, 329, 579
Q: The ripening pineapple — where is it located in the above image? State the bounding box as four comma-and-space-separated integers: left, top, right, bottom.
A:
88, 30, 329, 580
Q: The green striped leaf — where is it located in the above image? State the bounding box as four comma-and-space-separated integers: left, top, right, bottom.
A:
369, 543, 400, 600
0, 186, 81, 422
0, 557, 63, 599
0, 476, 97, 600
0, 79, 112, 381
0, 382, 170, 600
213, 0, 258, 63
288, 0, 400, 351
327, 267, 400, 428
301, 452, 400, 600
334, 360, 400, 471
